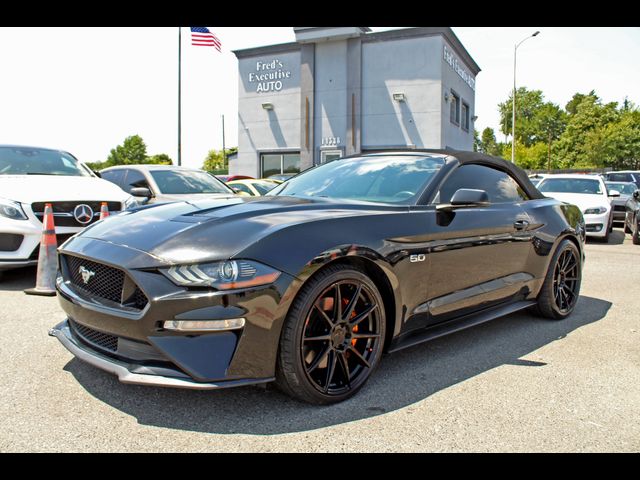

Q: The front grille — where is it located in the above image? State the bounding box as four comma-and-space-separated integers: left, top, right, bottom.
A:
65, 255, 124, 304
31, 201, 122, 227
614, 205, 626, 212
62, 254, 149, 311
69, 319, 119, 352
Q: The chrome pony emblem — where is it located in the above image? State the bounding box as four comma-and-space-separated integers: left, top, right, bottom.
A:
79, 266, 96, 284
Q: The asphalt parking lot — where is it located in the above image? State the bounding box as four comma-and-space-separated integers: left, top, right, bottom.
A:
1, 230, 639, 452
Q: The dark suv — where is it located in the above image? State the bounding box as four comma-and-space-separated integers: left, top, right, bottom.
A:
603, 171, 640, 189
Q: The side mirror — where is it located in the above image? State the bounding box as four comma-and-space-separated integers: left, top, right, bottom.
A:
451, 188, 490, 206
437, 188, 490, 211
608, 189, 621, 198
130, 187, 152, 198
634, 190, 640, 200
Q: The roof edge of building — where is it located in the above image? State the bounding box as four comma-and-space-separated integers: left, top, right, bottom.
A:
362, 27, 480, 75
233, 27, 480, 75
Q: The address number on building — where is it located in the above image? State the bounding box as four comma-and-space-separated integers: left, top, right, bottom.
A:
321, 137, 341, 146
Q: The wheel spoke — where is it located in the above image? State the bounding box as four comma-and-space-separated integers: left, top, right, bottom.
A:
334, 285, 343, 322
350, 303, 378, 327
352, 333, 381, 340
304, 334, 332, 342
313, 302, 335, 328
342, 284, 362, 322
337, 352, 351, 388
348, 346, 371, 368
324, 350, 338, 393
563, 285, 575, 300
307, 345, 331, 373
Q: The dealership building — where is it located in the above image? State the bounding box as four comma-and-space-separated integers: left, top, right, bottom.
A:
231, 27, 480, 177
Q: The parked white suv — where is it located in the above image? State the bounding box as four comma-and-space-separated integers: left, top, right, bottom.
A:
0, 145, 136, 272
537, 174, 618, 242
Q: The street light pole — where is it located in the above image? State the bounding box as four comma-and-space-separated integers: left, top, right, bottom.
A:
512, 30, 540, 163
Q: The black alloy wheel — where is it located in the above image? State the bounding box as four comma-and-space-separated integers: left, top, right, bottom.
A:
535, 239, 582, 320
276, 265, 385, 404
552, 249, 580, 314
633, 219, 640, 245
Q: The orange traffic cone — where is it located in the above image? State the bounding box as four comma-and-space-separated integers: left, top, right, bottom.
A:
99, 202, 109, 220
25, 203, 58, 296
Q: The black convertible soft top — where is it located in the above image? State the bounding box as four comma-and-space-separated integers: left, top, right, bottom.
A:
358, 149, 545, 201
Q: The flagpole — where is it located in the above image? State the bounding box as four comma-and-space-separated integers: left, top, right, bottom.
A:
222, 115, 226, 170
178, 27, 182, 167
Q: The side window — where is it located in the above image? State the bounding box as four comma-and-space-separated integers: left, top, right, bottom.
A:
435, 164, 530, 204
100, 169, 125, 189
232, 183, 253, 195
608, 173, 629, 182
123, 169, 150, 193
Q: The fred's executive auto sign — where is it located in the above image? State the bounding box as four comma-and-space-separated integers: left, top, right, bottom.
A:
248, 59, 292, 93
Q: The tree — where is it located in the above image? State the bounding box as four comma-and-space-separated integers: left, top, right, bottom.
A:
478, 127, 503, 157
535, 103, 567, 171
584, 108, 640, 170
553, 92, 620, 168
565, 90, 597, 116
85, 135, 173, 170
147, 153, 173, 165
498, 88, 546, 147
202, 147, 237, 172
107, 135, 148, 165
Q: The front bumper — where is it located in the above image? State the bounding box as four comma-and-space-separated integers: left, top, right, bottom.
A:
583, 211, 611, 238
51, 236, 299, 388
49, 320, 273, 390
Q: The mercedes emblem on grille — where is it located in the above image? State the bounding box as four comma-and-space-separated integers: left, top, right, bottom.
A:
73, 204, 94, 225
79, 266, 96, 284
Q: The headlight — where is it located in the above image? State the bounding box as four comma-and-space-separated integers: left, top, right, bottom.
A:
124, 196, 138, 210
584, 206, 607, 215
0, 198, 28, 220
161, 260, 281, 290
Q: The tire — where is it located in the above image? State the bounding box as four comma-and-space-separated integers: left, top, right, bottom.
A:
601, 215, 611, 243
535, 239, 582, 320
633, 221, 640, 245
276, 264, 386, 404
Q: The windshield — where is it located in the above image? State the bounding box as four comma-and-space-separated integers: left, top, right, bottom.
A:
150, 170, 233, 195
252, 181, 277, 195
0, 146, 91, 176
538, 178, 603, 195
606, 182, 637, 195
268, 155, 446, 204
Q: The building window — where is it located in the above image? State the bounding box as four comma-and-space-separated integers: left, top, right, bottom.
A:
261, 152, 301, 178
461, 101, 470, 132
449, 90, 460, 126
320, 149, 342, 164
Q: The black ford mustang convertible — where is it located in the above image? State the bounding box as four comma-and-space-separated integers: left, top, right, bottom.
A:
50, 151, 585, 404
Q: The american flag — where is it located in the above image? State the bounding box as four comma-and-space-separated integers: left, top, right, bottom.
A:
190, 27, 221, 52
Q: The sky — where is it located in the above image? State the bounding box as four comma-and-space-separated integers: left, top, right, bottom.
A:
1, 27, 639, 170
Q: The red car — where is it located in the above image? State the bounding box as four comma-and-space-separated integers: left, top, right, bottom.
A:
215, 174, 254, 182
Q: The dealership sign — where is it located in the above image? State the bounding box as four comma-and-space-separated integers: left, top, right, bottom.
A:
443, 45, 475, 91
249, 59, 292, 93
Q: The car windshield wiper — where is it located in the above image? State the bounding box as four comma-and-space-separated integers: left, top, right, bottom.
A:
25, 172, 60, 175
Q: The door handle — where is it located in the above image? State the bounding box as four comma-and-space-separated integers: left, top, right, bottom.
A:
514, 219, 530, 230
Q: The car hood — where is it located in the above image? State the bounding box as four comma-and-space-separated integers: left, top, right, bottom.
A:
75, 195, 401, 265
0, 175, 130, 203
153, 193, 238, 202
610, 194, 630, 206
541, 192, 610, 211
